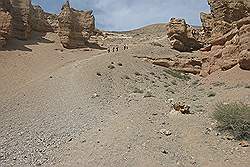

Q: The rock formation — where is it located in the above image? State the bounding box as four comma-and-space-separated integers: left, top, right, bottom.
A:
200, 0, 250, 41
45, 13, 59, 32
0, 0, 12, 49
166, 18, 204, 52
163, 0, 250, 76
31, 5, 53, 33
9, 0, 32, 40
199, 0, 250, 75
0, 0, 100, 50
58, 1, 95, 49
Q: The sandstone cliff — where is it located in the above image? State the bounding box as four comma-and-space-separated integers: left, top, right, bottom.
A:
9, 0, 32, 40
58, 1, 95, 49
31, 5, 53, 33
164, 0, 250, 76
0, 0, 12, 49
199, 0, 250, 76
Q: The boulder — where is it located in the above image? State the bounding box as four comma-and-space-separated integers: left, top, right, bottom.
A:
239, 50, 250, 70
58, 1, 95, 49
166, 18, 204, 52
9, 0, 32, 40
172, 102, 191, 114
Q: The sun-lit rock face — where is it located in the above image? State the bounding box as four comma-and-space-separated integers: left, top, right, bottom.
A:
164, 0, 250, 76
58, 1, 96, 49
199, 0, 250, 76
201, 0, 250, 40
166, 18, 204, 52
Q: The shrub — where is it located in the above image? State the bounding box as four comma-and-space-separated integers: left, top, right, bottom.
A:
150, 41, 164, 47
163, 69, 190, 81
213, 102, 250, 140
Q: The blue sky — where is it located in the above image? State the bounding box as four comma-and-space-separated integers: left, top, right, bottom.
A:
32, 0, 210, 31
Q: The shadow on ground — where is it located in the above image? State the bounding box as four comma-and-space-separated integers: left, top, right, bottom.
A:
3, 32, 55, 52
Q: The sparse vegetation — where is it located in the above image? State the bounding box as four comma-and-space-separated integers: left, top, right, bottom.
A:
150, 41, 164, 47
212, 82, 225, 87
133, 87, 144, 94
163, 69, 190, 81
192, 79, 200, 85
213, 103, 250, 140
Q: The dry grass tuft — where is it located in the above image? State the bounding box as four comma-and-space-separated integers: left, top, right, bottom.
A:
213, 102, 250, 140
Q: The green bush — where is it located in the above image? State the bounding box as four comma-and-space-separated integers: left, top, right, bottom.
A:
213, 103, 250, 140
163, 69, 190, 81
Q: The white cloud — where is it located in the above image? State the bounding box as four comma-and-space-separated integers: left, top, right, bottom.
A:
33, 0, 210, 31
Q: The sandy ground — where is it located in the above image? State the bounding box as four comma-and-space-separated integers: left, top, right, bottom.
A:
0, 27, 249, 167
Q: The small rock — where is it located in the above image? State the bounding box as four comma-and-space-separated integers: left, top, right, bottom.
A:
159, 129, 172, 136
205, 127, 212, 134
91, 93, 99, 98
134, 72, 141, 76
108, 65, 115, 69
96, 72, 102, 76
144, 91, 154, 98
161, 149, 168, 154
239, 141, 249, 147
172, 101, 191, 114
118, 63, 123, 66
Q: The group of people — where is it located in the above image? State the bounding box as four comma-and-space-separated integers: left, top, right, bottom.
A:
107, 44, 129, 53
